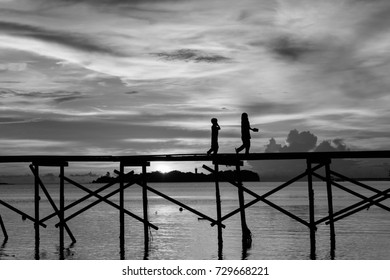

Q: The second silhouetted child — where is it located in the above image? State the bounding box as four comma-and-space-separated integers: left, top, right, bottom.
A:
207, 118, 220, 155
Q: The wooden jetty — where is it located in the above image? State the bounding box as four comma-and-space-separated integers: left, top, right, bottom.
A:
0, 151, 389, 259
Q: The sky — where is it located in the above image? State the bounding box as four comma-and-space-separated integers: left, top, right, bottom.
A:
1, 0, 390, 177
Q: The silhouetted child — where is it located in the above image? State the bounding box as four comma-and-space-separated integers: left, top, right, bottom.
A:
235, 113, 258, 154
207, 118, 220, 155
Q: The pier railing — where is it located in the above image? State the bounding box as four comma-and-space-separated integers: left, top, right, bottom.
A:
0, 151, 389, 259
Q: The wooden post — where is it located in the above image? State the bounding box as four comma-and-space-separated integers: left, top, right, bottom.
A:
0, 215, 8, 242
214, 163, 223, 259
307, 159, 316, 260
325, 160, 336, 259
34, 164, 40, 259
236, 163, 251, 249
59, 165, 65, 260
29, 164, 76, 243
119, 162, 125, 260
142, 164, 149, 258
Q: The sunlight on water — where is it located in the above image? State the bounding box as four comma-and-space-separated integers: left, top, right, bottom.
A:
0, 182, 389, 260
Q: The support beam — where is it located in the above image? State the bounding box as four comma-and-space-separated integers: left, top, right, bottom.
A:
142, 164, 149, 257
29, 164, 76, 243
41, 171, 134, 224
0, 200, 46, 227
0, 215, 8, 242
58, 176, 158, 230
236, 163, 251, 248
119, 162, 125, 260
204, 164, 310, 228
307, 160, 316, 260
134, 182, 225, 228
59, 165, 65, 260
214, 163, 223, 259
34, 164, 40, 259
210, 165, 323, 226
325, 162, 336, 259
328, 195, 390, 224
315, 183, 390, 225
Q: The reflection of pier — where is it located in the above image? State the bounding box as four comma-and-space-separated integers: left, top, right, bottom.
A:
0, 151, 389, 259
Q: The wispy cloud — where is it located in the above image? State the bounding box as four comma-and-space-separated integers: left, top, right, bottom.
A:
153, 49, 231, 63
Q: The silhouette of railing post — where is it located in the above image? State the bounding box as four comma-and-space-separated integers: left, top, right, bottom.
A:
0, 214, 7, 242
325, 159, 336, 259
306, 159, 316, 260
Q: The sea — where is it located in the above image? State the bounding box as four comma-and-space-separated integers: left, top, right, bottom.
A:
0, 181, 389, 260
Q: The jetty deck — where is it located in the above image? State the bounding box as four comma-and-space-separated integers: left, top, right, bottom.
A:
0, 151, 389, 259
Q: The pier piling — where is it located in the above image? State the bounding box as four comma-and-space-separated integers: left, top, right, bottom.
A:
306, 160, 316, 260
0, 215, 7, 242
325, 160, 336, 259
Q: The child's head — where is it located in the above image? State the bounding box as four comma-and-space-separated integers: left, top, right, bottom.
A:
211, 118, 218, 125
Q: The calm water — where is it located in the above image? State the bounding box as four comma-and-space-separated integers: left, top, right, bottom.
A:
0, 181, 389, 260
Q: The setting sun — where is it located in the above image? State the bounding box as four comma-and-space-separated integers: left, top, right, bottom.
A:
153, 163, 172, 173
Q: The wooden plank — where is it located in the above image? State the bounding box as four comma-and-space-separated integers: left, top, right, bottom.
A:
0, 150, 390, 164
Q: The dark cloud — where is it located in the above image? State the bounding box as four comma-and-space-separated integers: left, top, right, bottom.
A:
315, 139, 349, 152
124, 90, 139, 95
264, 129, 350, 153
282, 129, 318, 152
152, 49, 231, 63
268, 36, 318, 61
264, 138, 282, 153
0, 21, 121, 55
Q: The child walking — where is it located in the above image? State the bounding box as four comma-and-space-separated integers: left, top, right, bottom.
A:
207, 118, 220, 155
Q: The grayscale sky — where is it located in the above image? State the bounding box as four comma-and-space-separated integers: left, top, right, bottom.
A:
1, 0, 390, 175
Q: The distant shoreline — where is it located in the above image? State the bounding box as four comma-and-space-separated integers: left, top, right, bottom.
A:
92, 170, 260, 183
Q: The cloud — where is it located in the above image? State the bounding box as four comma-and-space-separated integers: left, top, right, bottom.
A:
0, 21, 121, 55
0, 88, 85, 104
268, 35, 318, 61
124, 90, 139, 95
152, 49, 231, 63
264, 138, 282, 153
264, 129, 350, 153
0, 62, 27, 71
315, 138, 349, 152
282, 129, 318, 152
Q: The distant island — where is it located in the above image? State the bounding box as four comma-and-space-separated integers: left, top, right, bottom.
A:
92, 170, 260, 183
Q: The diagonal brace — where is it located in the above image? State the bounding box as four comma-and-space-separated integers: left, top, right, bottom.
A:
326, 195, 390, 224
313, 172, 390, 214
40, 170, 134, 223
0, 200, 47, 228
203, 164, 310, 228
209, 165, 324, 226
134, 181, 226, 228
315, 185, 390, 225
56, 176, 158, 230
